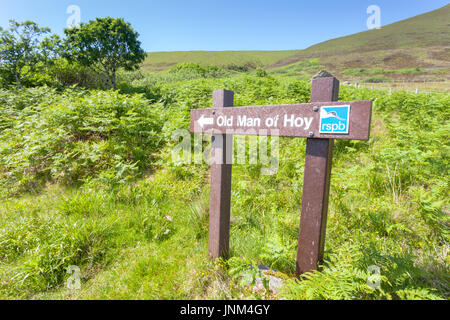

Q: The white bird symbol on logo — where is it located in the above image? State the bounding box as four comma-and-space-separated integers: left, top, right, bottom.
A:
320, 109, 346, 121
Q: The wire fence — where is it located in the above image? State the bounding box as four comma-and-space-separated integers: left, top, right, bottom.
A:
344, 83, 449, 95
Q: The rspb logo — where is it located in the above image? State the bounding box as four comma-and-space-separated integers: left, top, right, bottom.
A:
319, 105, 350, 134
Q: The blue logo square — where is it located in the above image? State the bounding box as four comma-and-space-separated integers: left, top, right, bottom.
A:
319, 105, 351, 134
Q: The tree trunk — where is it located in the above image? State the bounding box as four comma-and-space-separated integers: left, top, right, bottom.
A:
15, 70, 21, 89
104, 73, 110, 90
112, 69, 116, 91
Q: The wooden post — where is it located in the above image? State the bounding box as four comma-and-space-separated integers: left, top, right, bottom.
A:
190, 75, 371, 268
296, 73, 339, 277
208, 89, 234, 259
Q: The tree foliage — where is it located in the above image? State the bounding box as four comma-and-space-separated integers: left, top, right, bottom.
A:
64, 17, 146, 90
0, 20, 60, 89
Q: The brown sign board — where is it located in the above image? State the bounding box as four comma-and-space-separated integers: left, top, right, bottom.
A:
190, 73, 373, 279
190, 100, 372, 140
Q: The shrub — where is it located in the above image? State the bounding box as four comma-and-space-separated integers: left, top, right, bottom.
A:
224, 61, 260, 73
362, 75, 389, 83
168, 62, 226, 78
48, 58, 104, 89
0, 87, 167, 195
256, 68, 268, 77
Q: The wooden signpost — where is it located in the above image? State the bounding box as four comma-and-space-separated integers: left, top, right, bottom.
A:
190, 71, 372, 278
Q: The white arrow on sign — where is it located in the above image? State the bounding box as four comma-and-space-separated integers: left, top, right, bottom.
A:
197, 114, 214, 128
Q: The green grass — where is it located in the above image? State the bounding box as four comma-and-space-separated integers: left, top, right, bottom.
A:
343, 68, 424, 76
269, 58, 323, 79
0, 75, 448, 300
141, 50, 300, 72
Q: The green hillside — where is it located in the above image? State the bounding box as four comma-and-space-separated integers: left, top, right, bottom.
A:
142, 5, 450, 83
269, 4, 450, 81
141, 50, 300, 72
290, 4, 450, 56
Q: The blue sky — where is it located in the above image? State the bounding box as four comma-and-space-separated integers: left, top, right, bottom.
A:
0, 0, 448, 52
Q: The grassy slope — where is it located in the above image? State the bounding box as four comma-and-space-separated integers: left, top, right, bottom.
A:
294, 4, 450, 55
269, 4, 450, 80
141, 5, 450, 82
141, 50, 300, 72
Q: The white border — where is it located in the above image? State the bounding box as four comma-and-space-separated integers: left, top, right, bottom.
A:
319, 105, 351, 134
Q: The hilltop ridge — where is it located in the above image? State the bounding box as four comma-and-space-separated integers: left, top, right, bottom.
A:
141, 5, 449, 82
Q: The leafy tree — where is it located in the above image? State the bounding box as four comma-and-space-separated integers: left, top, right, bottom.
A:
48, 58, 104, 89
0, 20, 60, 89
64, 17, 146, 90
